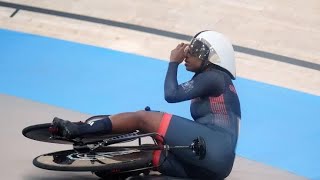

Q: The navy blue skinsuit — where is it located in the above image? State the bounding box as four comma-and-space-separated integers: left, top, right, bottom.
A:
154, 62, 241, 180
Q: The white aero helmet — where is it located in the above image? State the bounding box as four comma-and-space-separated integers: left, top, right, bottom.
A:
189, 30, 236, 79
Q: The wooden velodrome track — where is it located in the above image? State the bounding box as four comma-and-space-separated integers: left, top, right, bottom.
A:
0, 0, 319, 179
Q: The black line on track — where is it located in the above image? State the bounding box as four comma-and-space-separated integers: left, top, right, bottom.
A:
0, 1, 318, 71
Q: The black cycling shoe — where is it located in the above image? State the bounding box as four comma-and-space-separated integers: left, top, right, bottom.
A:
51, 117, 80, 139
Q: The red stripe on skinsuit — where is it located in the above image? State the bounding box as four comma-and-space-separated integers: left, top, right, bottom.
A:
217, 96, 223, 113
221, 95, 227, 115
210, 97, 218, 113
210, 95, 223, 114
152, 113, 172, 169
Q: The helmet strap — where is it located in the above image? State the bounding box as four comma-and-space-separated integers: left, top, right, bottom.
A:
202, 60, 213, 71
195, 60, 212, 74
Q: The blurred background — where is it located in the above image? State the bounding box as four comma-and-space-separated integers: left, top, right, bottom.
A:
0, 0, 319, 179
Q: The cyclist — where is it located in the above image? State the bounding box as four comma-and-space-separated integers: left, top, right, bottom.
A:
53, 30, 241, 179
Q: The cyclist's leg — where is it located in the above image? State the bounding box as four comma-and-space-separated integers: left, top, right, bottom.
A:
155, 152, 189, 178
110, 112, 191, 178
53, 110, 165, 138
109, 110, 164, 134
153, 113, 235, 179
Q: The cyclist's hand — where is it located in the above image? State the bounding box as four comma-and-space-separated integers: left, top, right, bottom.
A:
170, 43, 188, 63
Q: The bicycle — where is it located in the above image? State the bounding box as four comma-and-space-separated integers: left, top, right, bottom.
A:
22, 107, 206, 180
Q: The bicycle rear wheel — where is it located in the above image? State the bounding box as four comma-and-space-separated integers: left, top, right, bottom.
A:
33, 146, 153, 172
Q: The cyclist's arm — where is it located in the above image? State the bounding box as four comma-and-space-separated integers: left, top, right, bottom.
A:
164, 62, 224, 103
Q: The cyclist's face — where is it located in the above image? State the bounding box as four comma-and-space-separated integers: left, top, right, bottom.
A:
184, 46, 202, 72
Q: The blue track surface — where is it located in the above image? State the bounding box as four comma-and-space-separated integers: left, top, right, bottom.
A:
1, 29, 319, 179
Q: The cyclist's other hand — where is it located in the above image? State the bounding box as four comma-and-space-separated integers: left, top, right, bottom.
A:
170, 43, 188, 63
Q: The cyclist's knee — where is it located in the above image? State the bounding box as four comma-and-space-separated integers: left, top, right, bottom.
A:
135, 110, 148, 118
134, 110, 163, 131
135, 110, 149, 128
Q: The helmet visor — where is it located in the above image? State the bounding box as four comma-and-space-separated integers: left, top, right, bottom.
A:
189, 38, 211, 61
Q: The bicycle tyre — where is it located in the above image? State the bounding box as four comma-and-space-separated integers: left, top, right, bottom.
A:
22, 123, 132, 144
33, 146, 153, 172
